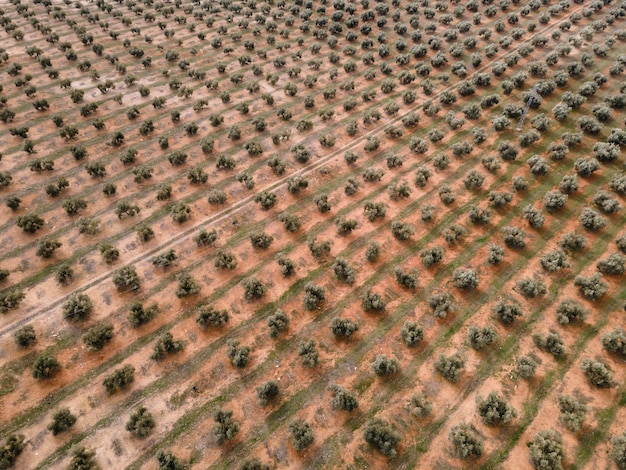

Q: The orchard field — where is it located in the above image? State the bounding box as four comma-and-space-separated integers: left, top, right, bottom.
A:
0, 0, 626, 468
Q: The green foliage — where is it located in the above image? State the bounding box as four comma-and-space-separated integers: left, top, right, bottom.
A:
267, 309, 289, 338
371, 354, 400, 376
156, 450, 188, 470
400, 321, 424, 347
574, 273, 608, 301
527, 429, 564, 470
256, 381, 280, 405
452, 268, 478, 289
580, 358, 614, 388
429, 291, 456, 319
0, 290, 25, 314
82, 322, 114, 351
533, 330, 566, 358
32, 354, 61, 380
128, 302, 159, 327
213, 409, 240, 444
196, 306, 229, 329
332, 258, 356, 284
361, 289, 386, 312
515, 277, 547, 298
226, 339, 251, 368
126, 407, 155, 438
308, 237, 331, 259
151, 250, 178, 270
467, 326, 498, 350
391, 220, 414, 240
449, 424, 483, 459
67, 447, 100, 470
63, 293, 93, 322
103, 365, 135, 394
48, 408, 77, 435
611, 432, 626, 470
214, 251, 237, 270
298, 340, 319, 367
194, 229, 218, 247
303, 282, 325, 310
13, 325, 35, 348
0, 434, 25, 470
420, 246, 444, 268
540, 250, 570, 272
328, 384, 359, 412
250, 232, 273, 249
557, 394, 586, 432
477, 392, 516, 426
331, 318, 359, 340
112, 266, 141, 292
409, 391, 433, 418
363, 202, 387, 221
434, 352, 465, 382
493, 300, 523, 326
517, 354, 541, 379
289, 419, 314, 451
176, 274, 201, 298
364, 419, 401, 458
151, 332, 184, 361
239, 458, 270, 470
36, 237, 62, 259
394, 267, 419, 289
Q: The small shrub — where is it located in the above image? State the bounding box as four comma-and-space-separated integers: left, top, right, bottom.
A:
467, 326, 498, 350
176, 273, 201, 298
331, 318, 360, 340
83, 322, 114, 351
263, 309, 289, 339
103, 365, 135, 393
289, 419, 314, 451
611, 432, 626, 470
67, 448, 99, 470
540, 249, 570, 272
400, 321, 424, 347
533, 330, 566, 358
48, 408, 77, 435
429, 291, 456, 318
328, 384, 359, 412
574, 273, 608, 301
332, 258, 356, 285
527, 430, 564, 470
434, 352, 465, 382
194, 229, 217, 247
371, 354, 400, 376
298, 340, 319, 367
449, 424, 483, 458
452, 268, 478, 289
213, 409, 240, 444
126, 406, 155, 438
256, 381, 280, 406
557, 395, 587, 432
515, 277, 547, 298
559, 232, 587, 252
32, 354, 61, 380
602, 327, 626, 358
503, 226, 526, 248
63, 293, 93, 322
361, 289, 386, 313
226, 340, 251, 368
580, 358, 614, 388
151, 332, 184, 361
112, 266, 141, 292
409, 391, 433, 418
391, 221, 414, 240
302, 281, 326, 310
517, 354, 541, 379
488, 244, 505, 265
128, 302, 159, 327
156, 451, 188, 470
555, 298, 588, 325
13, 325, 36, 348
477, 392, 516, 425
363, 419, 401, 458
597, 253, 625, 275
